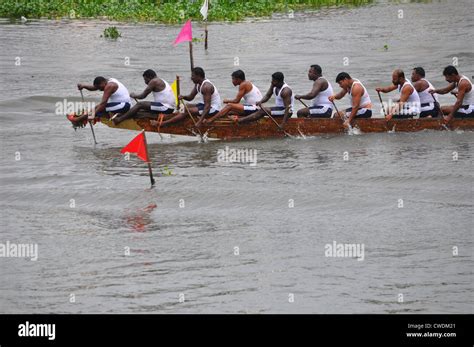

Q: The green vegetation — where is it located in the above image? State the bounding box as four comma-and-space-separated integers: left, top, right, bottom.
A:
160, 166, 173, 176
102, 26, 121, 39
0, 0, 373, 23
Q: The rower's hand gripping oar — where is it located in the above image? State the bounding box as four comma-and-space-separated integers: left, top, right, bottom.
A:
297, 98, 309, 108
259, 105, 293, 138
80, 89, 97, 144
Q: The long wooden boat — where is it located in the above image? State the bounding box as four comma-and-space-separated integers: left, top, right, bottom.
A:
74, 112, 474, 140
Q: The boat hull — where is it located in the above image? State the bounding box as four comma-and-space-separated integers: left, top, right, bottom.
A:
96, 112, 474, 140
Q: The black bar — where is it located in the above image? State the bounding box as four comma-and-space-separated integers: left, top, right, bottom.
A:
0, 314, 472, 345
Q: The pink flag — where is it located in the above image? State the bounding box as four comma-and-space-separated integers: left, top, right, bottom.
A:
173, 20, 192, 46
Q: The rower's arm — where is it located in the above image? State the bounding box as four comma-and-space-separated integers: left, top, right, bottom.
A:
432, 82, 456, 95
181, 86, 198, 101
347, 84, 363, 123
225, 83, 247, 104
375, 85, 397, 93
446, 80, 468, 121
130, 79, 158, 100
131, 84, 154, 100
331, 88, 347, 101
297, 79, 324, 100
280, 88, 292, 126
94, 83, 116, 114
78, 83, 98, 91
258, 86, 273, 105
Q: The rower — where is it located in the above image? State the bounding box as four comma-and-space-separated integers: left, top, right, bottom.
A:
329, 72, 372, 128
204, 69, 262, 124
112, 69, 176, 125
411, 67, 440, 118
73, 77, 131, 124
430, 65, 474, 122
295, 64, 334, 118
375, 69, 420, 120
159, 67, 221, 127
238, 72, 294, 127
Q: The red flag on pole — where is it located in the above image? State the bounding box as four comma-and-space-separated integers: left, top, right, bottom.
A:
121, 131, 155, 186
121, 132, 149, 162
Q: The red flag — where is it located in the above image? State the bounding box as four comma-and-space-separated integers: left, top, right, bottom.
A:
173, 20, 192, 45
121, 132, 149, 162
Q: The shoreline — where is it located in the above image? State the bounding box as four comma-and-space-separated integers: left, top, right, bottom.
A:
0, 0, 374, 24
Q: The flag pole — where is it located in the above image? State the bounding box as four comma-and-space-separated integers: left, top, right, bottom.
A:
204, 20, 208, 50
204, 0, 209, 50
189, 41, 194, 71
141, 130, 155, 187
176, 75, 181, 105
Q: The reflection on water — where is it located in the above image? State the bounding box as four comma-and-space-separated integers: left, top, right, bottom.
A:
125, 203, 157, 233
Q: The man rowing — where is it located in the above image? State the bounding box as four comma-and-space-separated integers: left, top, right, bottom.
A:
71, 76, 131, 125
430, 66, 474, 122
159, 67, 221, 127
295, 64, 334, 118
329, 72, 372, 128
238, 72, 294, 127
375, 69, 420, 120
112, 69, 176, 125
203, 69, 262, 124
410, 67, 440, 118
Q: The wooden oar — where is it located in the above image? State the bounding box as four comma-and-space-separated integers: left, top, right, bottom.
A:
174, 75, 202, 140
183, 103, 204, 140
331, 100, 341, 118
296, 99, 311, 134
432, 93, 450, 130
377, 91, 388, 118
297, 98, 309, 108
259, 106, 293, 138
332, 100, 353, 132
80, 90, 97, 144
431, 94, 444, 119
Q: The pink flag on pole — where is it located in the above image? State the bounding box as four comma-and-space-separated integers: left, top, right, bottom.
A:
173, 20, 192, 46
